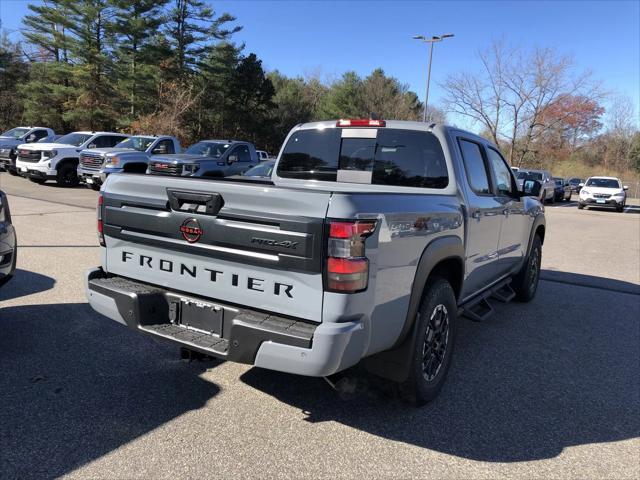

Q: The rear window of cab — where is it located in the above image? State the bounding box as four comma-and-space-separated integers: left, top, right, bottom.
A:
277, 128, 448, 189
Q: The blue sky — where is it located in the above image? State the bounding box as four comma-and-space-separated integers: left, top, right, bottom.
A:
2, 0, 639, 127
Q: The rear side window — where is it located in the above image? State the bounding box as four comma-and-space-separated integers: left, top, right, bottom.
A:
459, 139, 490, 194
278, 128, 448, 188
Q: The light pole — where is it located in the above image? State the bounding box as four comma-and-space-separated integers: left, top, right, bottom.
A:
413, 33, 454, 122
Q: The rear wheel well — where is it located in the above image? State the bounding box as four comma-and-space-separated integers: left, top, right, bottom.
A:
428, 257, 463, 300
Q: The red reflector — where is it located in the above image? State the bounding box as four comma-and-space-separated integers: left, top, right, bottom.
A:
97, 194, 105, 246
336, 119, 386, 127
329, 221, 376, 239
327, 257, 368, 274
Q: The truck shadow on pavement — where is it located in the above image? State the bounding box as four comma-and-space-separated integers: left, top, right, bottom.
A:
0, 303, 220, 479
0, 269, 56, 302
241, 274, 640, 462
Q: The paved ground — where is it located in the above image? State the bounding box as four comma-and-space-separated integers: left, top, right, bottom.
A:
1, 172, 639, 479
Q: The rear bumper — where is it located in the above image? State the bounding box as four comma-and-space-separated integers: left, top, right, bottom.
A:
85, 268, 366, 376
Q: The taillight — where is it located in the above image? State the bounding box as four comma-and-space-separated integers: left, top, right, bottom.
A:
97, 194, 105, 247
325, 220, 377, 293
336, 119, 386, 127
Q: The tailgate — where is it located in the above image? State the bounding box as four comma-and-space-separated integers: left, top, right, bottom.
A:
101, 175, 331, 321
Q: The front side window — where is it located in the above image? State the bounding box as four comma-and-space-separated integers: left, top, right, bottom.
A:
233, 145, 251, 162
486, 147, 514, 196
459, 139, 490, 194
56, 133, 92, 147
92, 136, 123, 148
116, 136, 155, 151
185, 142, 230, 158
152, 139, 175, 154
32, 130, 49, 141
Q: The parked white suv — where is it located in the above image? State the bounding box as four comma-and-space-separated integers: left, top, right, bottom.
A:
578, 176, 628, 212
15, 131, 129, 187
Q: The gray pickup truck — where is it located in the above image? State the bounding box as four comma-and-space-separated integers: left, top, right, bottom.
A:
78, 135, 181, 190
86, 119, 545, 405
147, 139, 259, 177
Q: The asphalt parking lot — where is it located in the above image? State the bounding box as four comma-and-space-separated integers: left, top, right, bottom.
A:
1, 172, 639, 479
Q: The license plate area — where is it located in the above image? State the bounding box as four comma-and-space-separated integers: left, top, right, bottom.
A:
596, 199, 606, 204
173, 299, 223, 336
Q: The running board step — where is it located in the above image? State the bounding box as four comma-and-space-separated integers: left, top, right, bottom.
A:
463, 298, 494, 322
491, 282, 516, 303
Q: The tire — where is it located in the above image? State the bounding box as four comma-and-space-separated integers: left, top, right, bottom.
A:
616, 204, 624, 213
399, 277, 457, 406
7, 168, 18, 176
28, 177, 46, 185
541, 190, 547, 203
577, 203, 584, 210
56, 163, 79, 187
512, 234, 542, 302
549, 192, 555, 204
89, 183, 101, 191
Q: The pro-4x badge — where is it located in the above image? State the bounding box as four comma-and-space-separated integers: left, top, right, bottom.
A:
180, 218, 203, 243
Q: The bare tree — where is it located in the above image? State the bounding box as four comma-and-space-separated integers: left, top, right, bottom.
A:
442, 41, 603, 166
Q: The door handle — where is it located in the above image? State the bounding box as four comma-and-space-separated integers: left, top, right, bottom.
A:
471, 210, 481, 220
503, 208, 509, 216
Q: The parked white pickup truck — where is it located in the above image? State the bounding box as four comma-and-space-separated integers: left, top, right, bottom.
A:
0, 126, 57, 175
15, 131, 129, 187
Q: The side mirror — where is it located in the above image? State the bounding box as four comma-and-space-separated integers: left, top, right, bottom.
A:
579, 182, 584, 187
26, 134, 36, 143
88, 143, 97, 149
522, 179, 542, 198
623, 186, 629, 191
227, 155, 238, 164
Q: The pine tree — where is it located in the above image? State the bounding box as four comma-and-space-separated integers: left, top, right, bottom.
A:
0, 30, 29, 130
111, 0, 169, 123
63, 0, 117, 130
164, 0, 241, 77
20, 0, 74, 132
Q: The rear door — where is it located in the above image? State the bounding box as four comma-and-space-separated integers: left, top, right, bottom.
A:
101, 174, 331, 321
456, 138, 504, 299
485, 146, 527, 274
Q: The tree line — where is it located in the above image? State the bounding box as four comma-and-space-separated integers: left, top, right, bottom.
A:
0, 1, 637, 175
0, 0, 433, 152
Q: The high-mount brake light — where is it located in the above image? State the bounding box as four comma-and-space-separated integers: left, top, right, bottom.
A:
325, 220, 377, 293
97, 194, 105, 247
336, 119, 386, 127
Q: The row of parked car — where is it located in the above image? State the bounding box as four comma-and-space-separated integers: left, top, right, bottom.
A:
511, 167, 629, 212
0, 126, 275, 189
